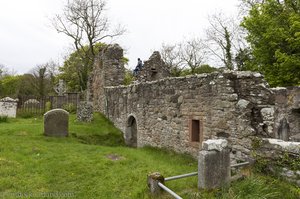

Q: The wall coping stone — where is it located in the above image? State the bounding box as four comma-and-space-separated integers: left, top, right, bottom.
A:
202, 139, 228, 152
263, 138, 300, 154
105, 71, 266, 90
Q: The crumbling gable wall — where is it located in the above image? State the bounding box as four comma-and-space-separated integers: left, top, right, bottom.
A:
136, 51, 171, 82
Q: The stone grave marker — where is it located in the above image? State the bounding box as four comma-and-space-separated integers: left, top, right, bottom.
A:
77, 101, 93, 122
0, 97, 18, 118
44, 109, 69, 137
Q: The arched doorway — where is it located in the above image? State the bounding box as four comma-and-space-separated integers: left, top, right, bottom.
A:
125, 116, 137, 147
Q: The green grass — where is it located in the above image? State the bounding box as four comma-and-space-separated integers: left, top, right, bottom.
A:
0, 113, 299, 199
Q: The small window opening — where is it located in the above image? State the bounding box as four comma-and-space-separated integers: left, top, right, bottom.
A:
191, 119, 200, 142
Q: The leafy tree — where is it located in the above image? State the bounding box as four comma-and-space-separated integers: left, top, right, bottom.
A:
18, 74, 37, 97
242, 0, 300, 86
124, 69, 134, 85
59, 43, 105, 91
0, 75, 21, 98
235, 47, 253, 71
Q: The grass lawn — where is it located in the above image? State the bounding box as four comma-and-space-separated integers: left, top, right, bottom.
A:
0, 113, 299, 199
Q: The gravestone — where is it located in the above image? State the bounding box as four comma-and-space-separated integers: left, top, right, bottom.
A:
44, 109, 69, 137
0, 97, 18, 118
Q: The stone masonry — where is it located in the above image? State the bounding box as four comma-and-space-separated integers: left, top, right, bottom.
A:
272, 87, 300, 141
136, 51, 171, 82
91, 44, 300, 160
254, 138, 300, 186
103, 71, 275, 158
92, 44, 125, 113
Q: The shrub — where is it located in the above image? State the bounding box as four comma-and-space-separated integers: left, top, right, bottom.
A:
17, 111, 35, 118
62, 103, 76, 113
45, 101, 52, 112
124, 70, 134, 85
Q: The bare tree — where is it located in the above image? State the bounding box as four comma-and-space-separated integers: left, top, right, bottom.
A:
160, 43, 184, 76
53, 0, 125, 91
30, 65, 48, 97
29, 61, 60, 97
43, 60, 59, 87
205, 12, 246, 70
0, 64, 16, 78
0, 64, 8, 79
238, 0, 266, 15
180, 38, 208, 74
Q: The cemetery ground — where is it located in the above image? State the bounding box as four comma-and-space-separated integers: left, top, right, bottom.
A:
0, 113, 299, 199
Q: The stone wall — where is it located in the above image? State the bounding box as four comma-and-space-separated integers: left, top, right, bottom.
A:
92, 44, 125, 113
272, 87, 300, 141
91, 45, 300, 160
254, 138, 300, 186
103, 71, 275, 158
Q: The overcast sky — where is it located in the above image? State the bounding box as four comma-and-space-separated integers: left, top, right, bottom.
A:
0, 0, 240, 74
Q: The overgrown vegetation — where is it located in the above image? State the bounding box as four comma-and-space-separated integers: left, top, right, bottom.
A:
242, 0, 300, 87
0, 116, 8, 123
0, 113, 299, 198
62, 103, 77, 114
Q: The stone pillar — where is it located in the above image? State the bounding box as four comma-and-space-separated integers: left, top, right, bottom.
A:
198, 139, 230, 190
77, 101, 93, 122
147, 172, 164, 196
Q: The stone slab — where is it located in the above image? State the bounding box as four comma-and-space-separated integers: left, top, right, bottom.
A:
44, 109, 69, 137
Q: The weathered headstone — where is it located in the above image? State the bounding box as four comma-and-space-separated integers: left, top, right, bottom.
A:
24, 99, 40, 109
0, 97, 18, 118
44, 109, 69, 137
198, 139, 230, 190
77, 101, 93, 122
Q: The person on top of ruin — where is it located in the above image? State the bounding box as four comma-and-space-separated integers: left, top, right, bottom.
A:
137, 58, 143, 69
133, 58, 143, 76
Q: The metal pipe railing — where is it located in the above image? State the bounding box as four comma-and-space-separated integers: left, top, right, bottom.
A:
165, 172, 198, 181
231, 162, 250, 168
155, 162, 250, 198
158, 182, 183, 199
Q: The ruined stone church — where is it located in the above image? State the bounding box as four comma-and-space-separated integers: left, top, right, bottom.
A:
90, 44, 300, 161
